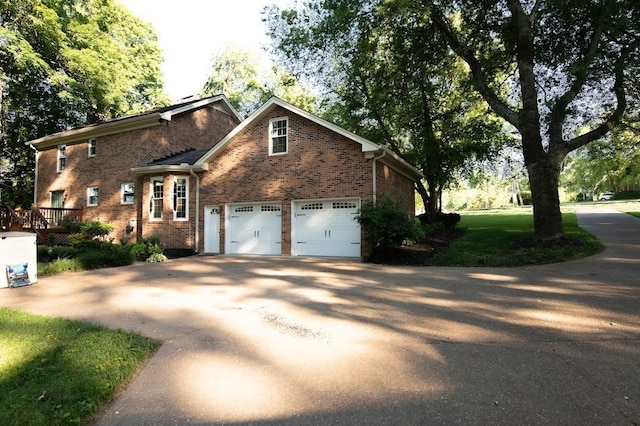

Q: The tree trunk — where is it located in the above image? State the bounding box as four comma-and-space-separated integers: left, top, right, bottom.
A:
526, 155, 564, 240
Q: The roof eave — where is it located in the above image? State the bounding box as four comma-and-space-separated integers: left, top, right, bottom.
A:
131, 163, 209, 175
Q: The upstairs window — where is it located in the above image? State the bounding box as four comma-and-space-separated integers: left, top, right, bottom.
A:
121, 182, 134, 205
150, 177, 163, 221
88, 138, 96, 157
172, 177, 188, 221
57, 145, 66, 172
269, 117, 288, 155
87, 186, 99, 206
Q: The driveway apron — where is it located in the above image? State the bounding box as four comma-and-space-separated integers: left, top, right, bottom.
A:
1, 206, 639, 425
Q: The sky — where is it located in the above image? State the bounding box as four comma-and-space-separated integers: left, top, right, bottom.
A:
118, 0, 293, 101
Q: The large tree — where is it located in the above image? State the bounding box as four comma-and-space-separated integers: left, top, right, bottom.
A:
266, 1, 509, 220
201, 46, 317, 117
266, 0, 639, 238
0, 0, 168, 207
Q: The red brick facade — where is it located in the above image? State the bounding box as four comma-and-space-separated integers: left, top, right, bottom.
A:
31, 97, 419, 258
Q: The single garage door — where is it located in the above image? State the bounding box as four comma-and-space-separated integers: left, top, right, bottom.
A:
226, 203, 282, 255
292, 198, 361, 257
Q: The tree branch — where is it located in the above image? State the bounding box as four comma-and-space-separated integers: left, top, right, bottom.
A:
426, 2, 520, 128
566, 54, 627, 152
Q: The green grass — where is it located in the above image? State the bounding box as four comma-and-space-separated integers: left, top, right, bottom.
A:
431, 211, 604, 266
0, 308, 160, 425
626, 211, 640, 219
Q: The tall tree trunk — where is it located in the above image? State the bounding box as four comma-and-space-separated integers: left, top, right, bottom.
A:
526, 155, 564, 240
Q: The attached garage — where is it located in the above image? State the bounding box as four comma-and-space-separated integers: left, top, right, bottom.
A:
292, 198, 361, 257
225, 203, 282, 255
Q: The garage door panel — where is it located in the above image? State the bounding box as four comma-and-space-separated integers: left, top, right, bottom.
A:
293, 199, 361, 257
226, 203, 282, 255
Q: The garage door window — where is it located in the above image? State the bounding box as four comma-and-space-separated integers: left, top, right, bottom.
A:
333, 201, 357, 209
235, 206, 253, 212
301, 203, 323, 210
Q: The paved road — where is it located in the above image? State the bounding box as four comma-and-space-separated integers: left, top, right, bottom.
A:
2, 206, 639, 425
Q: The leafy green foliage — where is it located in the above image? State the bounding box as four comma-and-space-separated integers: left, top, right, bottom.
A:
356, 196, 423, 248
145, 252, 168, 263
66, 221, 115, 247
0, 307, 159, 425
201, 46, 317, 116
0, 0, 169, 206
126, 235, 164, 261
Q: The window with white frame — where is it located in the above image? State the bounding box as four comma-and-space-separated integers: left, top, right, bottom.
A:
150, 177, 163, 221
57, 145, 66, 171
172, 177, 188, 220
121, 182, 134, 205
88, 138, 96, 157
269, 117, 288, 155
87, 186, 99, 206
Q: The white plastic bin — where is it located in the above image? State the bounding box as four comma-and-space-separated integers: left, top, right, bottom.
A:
0, 232, 38, 288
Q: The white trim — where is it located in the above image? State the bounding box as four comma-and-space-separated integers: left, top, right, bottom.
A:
121, 182, 134, 205
57, 144, 66, 172
87, 186, 99, 207
269, 116, 288, 155
172, 176, 189, 221
149, 176, 164, 221
88, 138, 96, 157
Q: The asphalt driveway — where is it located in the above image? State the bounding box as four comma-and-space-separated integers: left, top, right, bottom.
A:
2, 206, 639, 425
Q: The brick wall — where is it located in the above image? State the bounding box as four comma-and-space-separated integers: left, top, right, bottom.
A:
193, 106, 415, 256
35, 106, 238, 244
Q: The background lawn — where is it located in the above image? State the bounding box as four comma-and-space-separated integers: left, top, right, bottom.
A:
431, 211, 604, 266
0, 308, 159, 425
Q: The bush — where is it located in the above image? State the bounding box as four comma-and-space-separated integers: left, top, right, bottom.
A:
38, 245, 80, 262
66, 221, 115, 247
146, 253, 168, 263
356, 196, 423, 248
76, 245, 135, 269
125, 235, 165, 261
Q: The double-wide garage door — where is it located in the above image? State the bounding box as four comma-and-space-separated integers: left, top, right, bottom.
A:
292, 198, 361, 257
222, 198, 361, 257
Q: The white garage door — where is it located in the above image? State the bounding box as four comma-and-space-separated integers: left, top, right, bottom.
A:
226, 203, 282, 255
292, 198, 361, 257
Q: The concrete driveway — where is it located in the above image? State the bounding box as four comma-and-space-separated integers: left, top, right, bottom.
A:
1, 206, 639, 425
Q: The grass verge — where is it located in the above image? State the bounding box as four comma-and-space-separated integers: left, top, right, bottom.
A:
431, 211, 603, 266
0, 308, 160, 425
625, 211, 640, 219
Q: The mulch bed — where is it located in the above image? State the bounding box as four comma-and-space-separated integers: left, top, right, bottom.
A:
365, 227, 466, 266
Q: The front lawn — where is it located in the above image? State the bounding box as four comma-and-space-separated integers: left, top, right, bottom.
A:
0, 308, 159, 425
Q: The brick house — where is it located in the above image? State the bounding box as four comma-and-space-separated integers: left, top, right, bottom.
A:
28, 95, 421, 258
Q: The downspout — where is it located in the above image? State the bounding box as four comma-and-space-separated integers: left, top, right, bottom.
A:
372, 150, 386, 206
29, 144, 38, 207
189, 168, 200, 253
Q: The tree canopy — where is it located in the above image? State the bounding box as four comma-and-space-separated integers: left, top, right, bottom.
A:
0, 0, 168, 206
266, 0, 640, 237
265, 1, 511, 220
201, 46, 317, 117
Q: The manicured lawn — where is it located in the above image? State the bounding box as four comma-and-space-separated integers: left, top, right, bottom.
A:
626, 211, 640, 219
0, 308, 159, 425
432, 211, 604, 266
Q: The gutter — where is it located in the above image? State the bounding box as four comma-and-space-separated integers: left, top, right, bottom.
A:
189, 168, 200, 253
372, 150, 386, 206
29, 144, 38, 206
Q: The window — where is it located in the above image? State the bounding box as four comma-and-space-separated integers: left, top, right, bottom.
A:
87, 187, 99, 206
150, 177, 163, 221
172, 177, 188, 220
269, 117, 288, 155
57, 145, 66, 172
121, 182, 134, 205
88, 138, 96, 157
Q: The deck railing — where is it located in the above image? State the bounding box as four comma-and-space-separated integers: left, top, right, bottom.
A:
36, 207, 83, 228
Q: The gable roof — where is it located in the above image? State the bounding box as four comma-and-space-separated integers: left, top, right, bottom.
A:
194, 97, 422, 180
27, 95, 241, 149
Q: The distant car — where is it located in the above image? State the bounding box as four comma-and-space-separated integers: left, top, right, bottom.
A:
598, 192, 615, 201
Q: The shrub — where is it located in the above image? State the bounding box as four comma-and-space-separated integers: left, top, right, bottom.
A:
67, 221, 115, 247
76, 245, 134, 269
125, 235, 165, 261
37, 245, 80, 262
146, 253, 168, 263
356, 196, 423, 248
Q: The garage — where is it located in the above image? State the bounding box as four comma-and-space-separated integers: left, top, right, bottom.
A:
292, 198, 361, 257
225, 203, 282, 255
